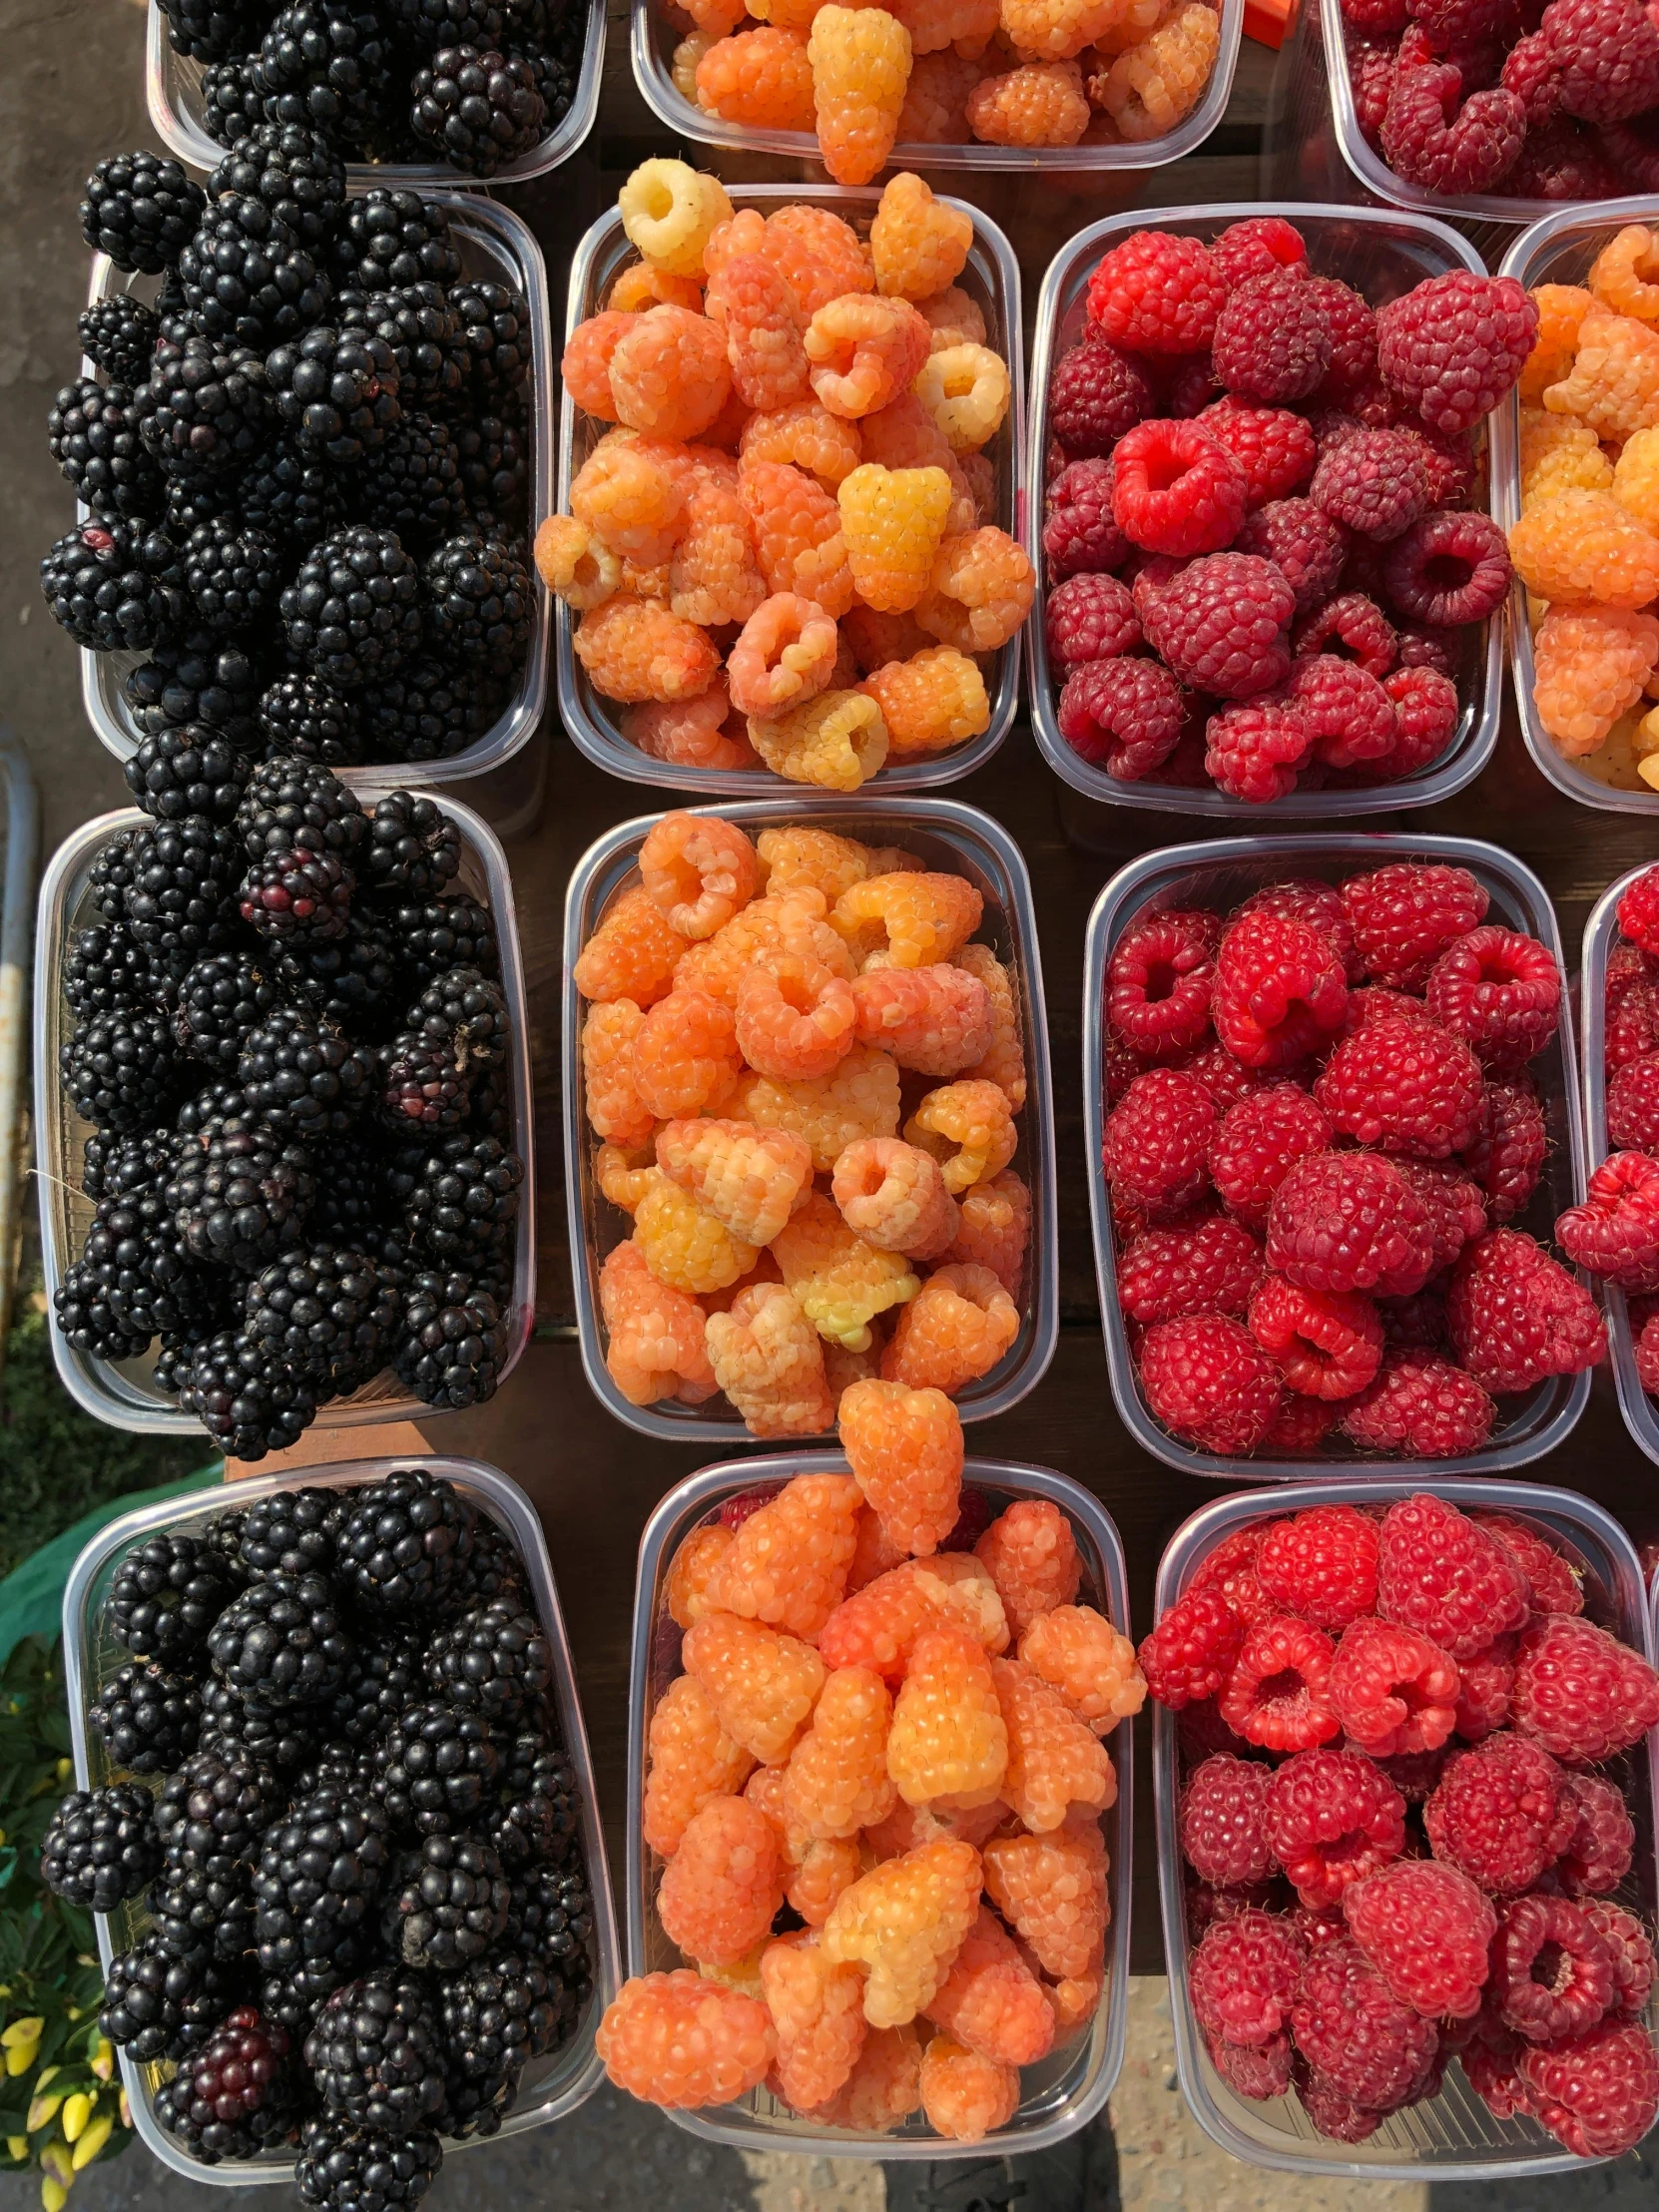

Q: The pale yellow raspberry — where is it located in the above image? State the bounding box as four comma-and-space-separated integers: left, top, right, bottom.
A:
749, 689, 891, 792
913, 344, 1012, 453
1518, 406, 1614, 507
534, 514, 621, 610
772, 1190, 921, 1351
673, 28, 717, 101
1001, 0, 1124, 58
1590, 226, 1659, 325
734, 1045, 904, 1172
756, 825, 873, 903
619, 159, 735, 279
822, 1839, 984, 2028
953, 943, 1025, 1109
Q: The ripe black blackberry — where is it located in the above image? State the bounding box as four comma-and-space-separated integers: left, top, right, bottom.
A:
360, 793, 461, 899
179, 196, 330, 352
426, 1598, 550, 1724
126, 726, 253, 827
241, 847, 356, 943
325, 1626, 426, 1747
350, 414, 467, 545
102, 1934, 246, 2061
168, 1115, 316, 1270
464, 1068, 512, 1145
175, 948, 289, 1067
297, 2117, 442, 2211
330, 190, 462, 294
256, 0, 397, 147
337, 281, 465, 409
410, 46, 544, 174
159, 0, 264, 60
485, 1729, 577, 1870
108, 1529, 238, 1663
445, 1510, 527, 1616
405, 1134, 522, 1265
157, 2005, 298, 2163
254, 1789, 392, 1992
377, 1028, 471, 1132
80, 152, 207, 276
393, 0, 504, 43
79, 294, 162, 386
355, 658, 506, 764
258, 672, 364, 768
304, 1966, 448, 2128
239, 1486, 343, 1579
452, 407, 527, 522
381, 1830, 509, 1969
90, 1663, 203, 1773
197, 1677, 318, 1774
449, 278, 531, 402
506, 1860, 592, 1988
183, 518, 283, 633
118, 816, 242, 973
377, 1700, 502, 1836
508, 29, 578, 138
202, 54, 271, 147
408, 964, 509, 1071
391, 1268, 505, 1407
41, 1784, 163, 1910
47, 378, 164, 523
237, 434, 348, 547
67, 1181, 215, 1347
438, 1953, 558, 2136
208, 124, 347, 249
79, 1127, 175, 1206
281, 525, 424, 690
40, 519, 186, 654
424, 529, 531, 666
176, 1078, 253, 1136
61, 1005, 183, 1132
238, 1003, 374, 1138
135, 336, 273, 477
209, 1571, 353, 1705
63, 920, 154, 1020
54, 1256, 149, 1363
237, 755, 366, 859
294, 1739, 380, 1801
182, 1328, 320, 1458
383, 893, 499, 990
246, 1246, 399, 1393
124, 628, 264, 748
150, 1847, 259, 1963
267, 324, 402, 464
333, 1466, 474, 1613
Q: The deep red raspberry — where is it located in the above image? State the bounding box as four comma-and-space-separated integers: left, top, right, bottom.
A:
1452, 1632, 1515, 1739
1543, 0, 1659, 120
1344, 0, 1408, 34
1383, 509, 1511, 628
1057, 656, 1187, 782
1556, 1774, 1635, 1897
1557, 1151, 1659, 1290
1162, 353, 1223, 417
1140, 551, 1299, 700
1364, 666, 1461, 783
1634, 1295, 1659, 1391
1465, 2036, 1532, 2121
1582, 1900, 1657, 2015
1340, 1349, 1495, 1457
1234, 879, 1360, 975
1111, 418, 1249, 559
1471, 1510, 1584, 1616
1491, 1893, 1617, 2045
1608, 1052, 1659, 1149
1501, 26, 1563, 117
1105, 1029, 1147, 1108
1208, 1085, 1334, 1233
1196, 398, 1318, 510
1204, 699, 1314, 805
1598, 109, 1659, 184
1139, 1314, 1284, 1455
1380, 59, 1526, 192
1448, 1228, 1606, 1393
1209, 216, 1310, 291
1313, 1016, 1486, 1160
1343, 1858, 1495, 2017
1213, 912, 1349, 1069
1184, 1039, 1277, 1112
1400, 421, 1477, 509
1520, 2020, 1659, 2158
1234, 499, 1349, 614
1329, 1614, 1460, 1758
1297, 2075, 1385, 2141
1086, 232, 1227, 356
1276, 655, 1396, 777
1423, 1736, 1576, 1895
1047, 335, 1157, 457
1377, 1285, 1448, 1350
1267, 1150, 1436, 1299
1263, 1745, 1406, 1908
1376, 1490, 1528, 1657
1396, 1158, 1487, 1271
1045, 571, 1140, 672
1180, 1753, 1275, 1887
1343, 985, 1444, 1035
1118, 1213, 1264, 1326
1293, 590, 1396, 677
1248, 1275, 1384, 1400
1264, 1393, 1343, 1455
1108, 907, 1217, 1059
1212, 268, 1334, 405
1406, 0, 1515, 51
1511, 1613, 1659, 1761
1219, 1613, 1339, 1752
1301, 278, 1382, 410
1369, 1744, 1449, 1805
1351, 37, 1401, 144
1617, 863, 1659, 955
1291, 1936, 1441, 2108
1511, 109, 1619, 193
1125, 548, 1186, 620
1043, 457, 1130, 579
1189, 1525, 1273, 1625
1139, 1586, 1246, 1708
1344, 861, 1489, 991
1190, 1908, 1305, 2048
1102, 1065, 1218, 1216
1458, 1077, 1546, 1223
1377, 270, 1537, 435
1206, 2025, 1293, 2101
1607, 935, 1659, 1008
1393, 621, 1458, 677
1310, 427, 1430, 545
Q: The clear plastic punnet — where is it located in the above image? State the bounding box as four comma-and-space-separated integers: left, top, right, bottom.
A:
1026, 203, 1503, 820
628, 1452, 1133, 2156
1153, 1476, 1659, 2180
554, 185, 1024, 797
63, 1453, 621, 2188
1083, 831, 1591, 1479
562, 797, 1059, 1443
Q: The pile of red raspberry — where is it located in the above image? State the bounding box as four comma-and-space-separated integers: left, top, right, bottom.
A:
1104, 858, 1606, 1461
1042, 220, 1527, 803
1144, 1493, 1659, 2156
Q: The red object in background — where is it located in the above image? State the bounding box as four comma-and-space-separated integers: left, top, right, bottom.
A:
1246, 0, 1297, 48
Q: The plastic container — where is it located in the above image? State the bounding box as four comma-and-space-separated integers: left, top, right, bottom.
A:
628, 0, 1243, 177
144, 0, 605, 189
1026, 202, 1503, 820
1082, 831, 1590, 1478
1493, 199, 1659, 817
35, 792, 536, 1433
1154, 1475, 1659, 2180
554, 185, 1023, 797
63, 1453, 620, 2187
563, 797, 1058, 1442
78, 192, 551, 796
628, 1451, 1132, 2156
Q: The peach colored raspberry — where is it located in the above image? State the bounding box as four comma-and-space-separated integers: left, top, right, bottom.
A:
1019, 1604, 1145, 1737
1099, 2, 1219, 138
967, 60, 1090, 145
697, 25, 818, 127
917, 286, 988, 354
657, 1116, 815, 1244
608, 306, 733, 443
744, 1761, 802, 1849
740, 399, 863, 487
726, 594, 839, 719
837, 464, 956, 614
562, 310, 636, 423
896, 49, 988, 140
600, 1238, 720, 1406
705, 1470, 862, 1637
619, 159, 735, 278
1590, 228, 1659, 324
1521, 414, 1614, 506
817, 2021, 924, 2128
570, 435, 688, 564
919, 2031, 1021, 2142
888, 0, 996, 51
784, 1664, 898, 1839
1508, 490, 1659, 610
705, 252, 812, 415
575, 598, 723, 706
860, 648, 991, 758
1544, 306, 1659, 440
887, 1625, 1009, 1808
923, 1904, 1055, 2068
609, 263, 706, 314
823, 1837, 984, 2025
622, 680, 757, 772
806, 295, 933, 422
820, 1556, 1009, 1680
905, 1079, 1017, 1194
535, 514, 622, 610
954, 944, 1026, 1109
666, 1523, 736, 1630
976, 1498, 1082, 1640
758, 206, 877, 318
737, 954, 859, 1079
582, 999, 654, 1147
846, 1503, 909, 1593
789, 1835, 863, 1928
944, 1167, 1029, 1297
852, 963, 994, 1076
761, 1935, 869, 2113
1533, 606, 1659, 758
914, 344, 1011, 453
684, 1610, 828, 1763
699, 1249, 784, 1316
870, 172, 973, 302
882, 1262, 1020, 1392
1001, 0, 1119, 57
615, 1166, 761, 1298
1520, 285, 1597, 402
993, 1656, 1114, 1832
735, 1042, 902, 1171
809, 5, 914, 186
749, 689, 891, 791
839, 1378, 965, 1554
706, 1283, 836, 1438
630, 987, 744, 1121
676, 884, 854, 1009
640, 811, 759, 941
858, 388, 972, 496
598, 1969, 776, 2106
916, 527, 1035, 654
757, 825, 873, 902
669, 478, 768, 630
834, 870, 983, 970
1046, 1960, 1104, 2038
738, 458, 857, 617
1613, 424, 1659, 533
832, 1137, 960, 1261
983, 1814, 1109, 1979
658, 1792, 788, 1965
840, 609, 930, 679
773, 1189, 922, 1350
750, 0, 830, 28
643, 1674, 756, 1859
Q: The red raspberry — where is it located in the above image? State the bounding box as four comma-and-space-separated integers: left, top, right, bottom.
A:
1501, 26, 1563, 116
1161, 353, 1223, 417
1383, 509, 1511, 628
1235, 879, 1360, 976
1209, 1086, 1334, 1232
1519, 2019, 1659, 2158
1376, 1490, 1527, 1658
1557, 1150, 1659, 1289
1376, 1284, 1448, 1349
1343, 1859, 1495, 2018
1340, 1349, 1495, 1457
1380, 59, 1525, 193
1267, 1150, 1435, 1299
1608, 1053, 1659, 1148
1393, 1158, 1487, 1269
1307, 276, 1381, 402
1376, 270, 1537, 436
1234, 499, 1349, 613
1057, 656, 1187, 781
1294, 590, 1396, 677
1102, 1065, 1217, 1217
1510, 110, 1618, 193
1452, 1633, 1515, 1741
1490, 1893, 1617, 2045
1364, 665, 1460, 784
1179, 1753, 1275, 1887
1196, 399, 1318, 510
1616, 864, 1659, 955
1248, 1275, 1383, 1400
1141, 551, 1298, 700
1047, 335, 1156, 458
1264, 1393, 1342, 1454
1108, 909, 1216, 1059
1598, 109, 1659, 184
1138, 1314, 1284, 1455
1447, 1228, 1606, 1394
1556, 1773, 1635, 1897
1212, 269, 1333, 405
1263, 1745, 1406, 1908
1213, 912, 1349, 1069
1204, 699, 1315, 805
1125, 549, 1186, 621
1343, 861, 1488, 990
1511, 1614, 1659, 1762
1206, 2025, 1293, 2101
1308, 427, 1429, 547
1042, 458, 1129, 579
1286, 657, 1397, 780
1180, 1698, 1260, 1767
1634, 1295, 1659, 1391
1110, 419, 1248, 559
1393, 622, 1458, 677
1045, 571, 1140, 673
1219, 1614, 1339, 1752
1471, 1510, 1583, 1617
1464, 2036, 1532, 2122
1422, 1736, 1576, 1895
1542, 0, 1659, 121
1291, 1936, 1441, 2109
1209, 216, 1309, 291
1190, 1909, 1305, 2048
1189, 1526, 1273, 1625
1399, 422, 1477, 509
1582, 1900, 1657, 2014
1312, 1015, 1485, 1160
1184, 1038, 1276, 1113
1118, 1213, 1263, 1326
1329, 1614, 1458, 1759
1459, 1078, 1546, 1224
1086, 232, 1227, 357
1606, 967, 1659, 1074
1138, 1586, 1245, 1709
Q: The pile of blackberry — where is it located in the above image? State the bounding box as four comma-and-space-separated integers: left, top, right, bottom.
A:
41, 1470, 593, 2205
45, 147, 539, 769
55, 758, 523, 1457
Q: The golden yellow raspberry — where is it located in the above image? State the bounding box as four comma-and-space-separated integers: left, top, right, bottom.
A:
1544, 306, 1659, 440
913, 345, 1011, 455
1520, 284, 1597, 402
832, 870, 983, 969
953, 943, 1025, 1109
1508, 490, 1659, 609
619, 159, 735, 279
916, 527, 1035, 654
905, 1078, 1017, 1193
1088, 0, 1167, 55
870, 173, 973, 302
860, 647, 990, 757
772, 1190, 921, 1351
757, 826, 873, 903
735, 1046, 903, 1172
808, 6, 913, 186
837, 463, 955, 614
1518, 407, 1614, 507
749, 690, 891, 792
533, 514, 621, 610
1590, 227, 1659, 325
887, 1627, 1008, 1808
966, 60, 1091, 145
1097, 0, 1218, 137
1613, 425, 1659, 532
706, 1283, 837, 1437
1532, 605, 1659, 759
604, 1154, 762, 1297
1001, 0, 1121, 55
676, 886, 854, 1007
569, 435, 688, 565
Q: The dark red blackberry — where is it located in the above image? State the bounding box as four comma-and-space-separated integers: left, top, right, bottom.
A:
202, 55, 274, 147
451, 407, 527, 521
257, 672, 364, 768
90, 1662, 203, 1774
237, 1003, 374, 1138
101, 1933, 246, 2061
505, 1861, 592, 1990
156, 2005, 298, 2163
207, 124, 347, 248
81, 1125, 175, 1204
178, 196, 330, 351
41, 1784, 163, 1910
108, 1529, 238, 1662
158, 0, 265, 60
47, 378, 163, 523
381, 1831, 509, 1969
281, 524, 424, 689
425, 1598, 550, 1725
80, 152, 207, 275
241, 848, 356, 943
40, 519, 187, 654
385, 893, 498, 989
197, 1677, 319, 1774
254, 1791, 392, 1998
237, 434, 349, 547
61, 1005, 184, 1131
79, 294, 162, 386
124, 628, 265, 748
168, 1115, 316, 1269
246, 1246, 400, 1394
276, 908, 400, 1033
376, 1700, 502, 1836
238, 1486, 344, 1578
336, 282, 466, 408
209, 1571, 353, 1704
329, 191, 463, 294
59, 1179, 215, 1350
377, 1028, 472, 1131
448, 277, 531, 402
181, 1329, 319, 1457
333, 1467, 474, 1613
437, 1953, 557, 2137
355, 658, 508, 764
392, 1268, 505, 1407
409, 45, 544, 173
325, 1627, 426, 1747
255, 0, 398, 147
125, 727, 253, 829
135, 336, 274, 478
304, 1966, 447, 2129
175, 949, 289, 1067
267, 324, 402, 464
296, 2116, 442, 2210
350, 413, 468, 544
183, 519, 283, 634
64, 922, 155, 1023
423, 530, 531, 665
485, 1727, 578, 1870
405, 1134, 522, 1264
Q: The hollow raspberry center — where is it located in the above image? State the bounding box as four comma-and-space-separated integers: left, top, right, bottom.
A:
1419, 551, 1475, 594
1531, 1940, 1571, 1995
1255, 1665, 1311, 1709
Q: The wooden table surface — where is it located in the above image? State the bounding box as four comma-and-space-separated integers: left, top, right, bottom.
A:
245, 9, 1659, 1973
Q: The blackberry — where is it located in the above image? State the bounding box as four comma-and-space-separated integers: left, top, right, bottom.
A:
334, 1467, 474, 1613
124, 627, 264, 747
237, 433, 348, 547
281, 524, 424, 689
393, 0, 504, 42
126, 726, 252, 827
445, 1511, 527, 1615
325, 1627, 426, 1747
405, 1134, 522, 1264
241, 847, 355, 942
136, 335, 273, 476
239, 1486, 343, 1578
177, 1078, 254, 1134
79, 294, 162, 385
80, 152, 207, 276
90, 1664, 203, 1773
426, 1599, 550, 1725
238, 1003, 374, 1138
166, 477, 245, 545
197, 1677, 318, 1773
64, 1182, 214, 1346
424, 529, 531, 664
54, 1257, 149, 1363
377, 1028, 470, 1132
355, 658, 506, 764
278, 908, 400, 1034
246, 1246, 399, 1393
179, 196, 329, 352
155, 1744, 286, 1865
464, 1067, 511, 1144
47, 378, 163, 523
159, 0, 264, 60
201, 55, 271, 148
437, 1953, 556, 2136
208, 124, 347, 249
256, 0, 397, 147
156, 1313, 238, 1399
108, 1529, 237, 1663
156, 2005, 298, 2162
452, 407, 526, 521
350, 414, 467, 544
508, 31, 578, 136
150, 1849, 259, 1963
408, 963, 508, 1070
62, 1005, 183, 1131
305, 1967, 447, 2128
175, 948, 289, 1067
63, 922, 154, 1020
40, 518, 186, 654
181, 1328, 319, 1457
384, 893, 498, 988
381, 1830, 508, 1970
209, 1571, 353, 1706
237, 755, 366, 858
268, 324, 401, 464
254, 1790, 392, 1993
41, 1784, 162, 1911
168, 1115, 316, 1270
330, 191, 462, 293
449, 278, 531, 402
336, 281, 466, 407
485, 1729, 578, 1870
79, 1128, 174, 1210
358, 795, 458, 900
408, 47, 544, 178
155, 265, 195, 347
392, 1268, 505, 1407
377, 1700, 502, 1836
102, 1935, 246, 2061
119, 816, 242, 974
294, 1740, 380, 1800
506, 1860, 592, 1989
182, 518, 283, 634
258, 672, 364, 768
297, 2118, 442, 2210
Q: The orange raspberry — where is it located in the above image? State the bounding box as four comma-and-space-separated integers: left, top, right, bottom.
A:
599, 1238, 720, 1407
952, 944, 1024, 1109
644, 1676, 757, 1858
619, 159, 735, 278
1508, 490, 1659, 609
640, 810, 759, 940
608, 306, 732, 442
816, 2021, 923, 2128
944, 1167, 1029, 1297
658, 1793, 788, 1965
630, 987, 743, 1119
751, 0, 832, 27
860, 647, 990, 758
839, 1378, 964, 1554
773, 1189, 921, 1350
748, 689, 891, 792
976, 1498, 1081, 1639
866, 1794, 1009, 1859
1590, 227, 1659, 324
914, 343, 1011, 453
740, 399, 863, 487
916, 527, 1034, 654
744, 1761, 798, 1844
700, 1248, 785, 1317
595, 1142, 657, 1215
887, 1625, 1008, 1808
1019, 1603, 1145, 1737
727, 593, 839, 719
574, 598, 723, 706
670, 478, 767, 630
562, 310, 635, 422
1046, 1958, 1104, 2038
881, 1262, 1020, 1392
851, 963, 994, 1076
982, 1814, 1109, 1979
696, 25, 818, 128
790, 1839, 863, 1928
993, 1656, 1114, 1832
737, 954, 859, 1079
570, 437, 687, 564
706, 253, 813, 415
761, 1935, 869, 2113
676, 884, 854, 1009
734, 1042, 902, 1171
615, 1166, 761, 1298
684, 1610, 827, 1764
1533, 605, 1659, 758
1098, 1, 1219, 139
847, 1503, 909, 1593
1545, 305, 1659, 440
888, 0, 996, 49
765, 206, 877, 317
656, 1115, 815, 1244
820, 1556, 1009, 1680
917, 285, 988, 353
739, 458, 856, 617
1088, 0, 1166, 56
706, 1283, 836, 1437
870, 172, 973, 303
705, 1470, 862, 1636
1001, 0, 1119, 56
597, 1970, 776, 2106
896, 49, 988, 139
756, 824, 872, 902
822, 1838, 983, 2025
919, 2031, 1021, 2142
831, 1137, 959, 1261
904, 1079, 1016, 1193
1520, 284, 1597, 402
809, 5, 914, 186
923, 1906, 1056, 2068
842, 604, 934, 673
534, 514, 622, 611
966, 60, 1090, 145
1614, 424, 1659, 531
784, 1664, 898, 1838
833, 870, 983, 968
582, 999, 654, 1147
666, 1524, 736, 1631
808, 296, 933, 421
608, 263, 706, 314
